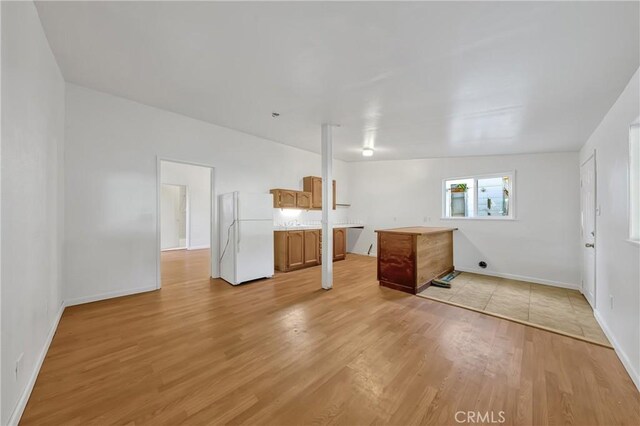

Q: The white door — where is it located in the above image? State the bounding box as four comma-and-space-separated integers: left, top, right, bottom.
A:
580, 155, 596, 307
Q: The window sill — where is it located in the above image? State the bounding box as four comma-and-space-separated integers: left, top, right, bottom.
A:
625, 239, 640, 247
440, 217, 517, 221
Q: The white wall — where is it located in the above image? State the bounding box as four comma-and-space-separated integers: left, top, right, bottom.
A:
1, 2, 65, 424
347, 152, 581, 288
64, 84, 349, 303
579, 68, 640, 389
161, 161, 211, 249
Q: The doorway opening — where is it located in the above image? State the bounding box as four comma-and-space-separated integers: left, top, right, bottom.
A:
161, 184, 188, 251
158, 159, 217, 288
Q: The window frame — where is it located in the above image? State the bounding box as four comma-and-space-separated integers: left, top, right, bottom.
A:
628, 121, 640, 245
441, 171, 516, 220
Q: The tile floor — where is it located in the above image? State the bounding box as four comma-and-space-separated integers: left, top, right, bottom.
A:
418, 272, 610, 346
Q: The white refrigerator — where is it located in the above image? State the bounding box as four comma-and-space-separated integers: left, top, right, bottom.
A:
219, 192, 274, 285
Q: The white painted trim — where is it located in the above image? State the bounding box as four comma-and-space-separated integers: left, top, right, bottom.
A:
161, 247, 187, 252
455, 266, 580, 290
7, 302, 66, 426
187, 245, 210, 250
65, 285, 157, 307
593, 309, 640, 391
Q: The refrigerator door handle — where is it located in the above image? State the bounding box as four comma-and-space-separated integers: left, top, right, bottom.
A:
236, 196, 241, 252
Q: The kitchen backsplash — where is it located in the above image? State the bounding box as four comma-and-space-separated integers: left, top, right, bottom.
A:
273, 207, 359, 227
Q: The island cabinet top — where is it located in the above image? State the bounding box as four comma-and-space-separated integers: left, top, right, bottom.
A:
374, 226, 458, 235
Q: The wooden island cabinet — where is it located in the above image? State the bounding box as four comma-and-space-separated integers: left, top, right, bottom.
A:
275, 228, 346, 272
375, 227, 457, 294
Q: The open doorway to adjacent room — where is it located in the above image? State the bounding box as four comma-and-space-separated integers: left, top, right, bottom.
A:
161, 184, 188, 251
158, 159, 216, 288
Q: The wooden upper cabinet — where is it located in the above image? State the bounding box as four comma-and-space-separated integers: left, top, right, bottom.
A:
303, 230, 320, 266
304, 176, 322, 209
270, 189, 297, 208
270, 189, 312, 209
303, 176, 337, 210
286, 231, 304, 269
296, 191, 312, 209
333, 228, 346, 261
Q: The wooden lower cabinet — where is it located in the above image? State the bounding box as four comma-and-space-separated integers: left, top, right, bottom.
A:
333, 228, 346, 261
274, 228, 347, 272
303, 230, 321, 266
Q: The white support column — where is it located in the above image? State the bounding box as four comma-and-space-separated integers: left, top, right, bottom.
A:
321, 123, 333, 290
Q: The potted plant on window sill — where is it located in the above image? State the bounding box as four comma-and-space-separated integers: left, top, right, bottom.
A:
451, 183, 468, 193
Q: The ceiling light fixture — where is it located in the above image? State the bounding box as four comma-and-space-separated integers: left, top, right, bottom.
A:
362, 147, 374, 157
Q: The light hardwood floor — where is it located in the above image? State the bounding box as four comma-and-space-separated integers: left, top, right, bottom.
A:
21, 250, 639, 425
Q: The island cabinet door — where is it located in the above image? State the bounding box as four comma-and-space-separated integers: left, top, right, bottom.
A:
303, 230, 320, 266
377, 233, 416, 292
287, 231, 305, 269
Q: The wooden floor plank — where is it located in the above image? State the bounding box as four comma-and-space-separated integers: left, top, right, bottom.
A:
20, 250, 639, 425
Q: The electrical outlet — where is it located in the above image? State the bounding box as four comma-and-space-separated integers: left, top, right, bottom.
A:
610, 295, 614, 310
15, 353, 24, 381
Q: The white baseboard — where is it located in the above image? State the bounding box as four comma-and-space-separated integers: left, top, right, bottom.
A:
65, 285, 157, 307
161, 246, 186, 252
593, 309, 640, 391
187, 245, 210, 250
8, 302, 66, 426
455, 266, 580, 290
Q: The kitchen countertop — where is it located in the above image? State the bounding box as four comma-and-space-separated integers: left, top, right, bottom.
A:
274, 224, 365, 231
374, 226, 457, 235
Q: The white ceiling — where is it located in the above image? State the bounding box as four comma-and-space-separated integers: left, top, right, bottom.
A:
36, 1, 639, 161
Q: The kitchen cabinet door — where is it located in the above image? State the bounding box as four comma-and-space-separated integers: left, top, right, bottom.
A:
303, 230, 320, 266
304, 176, 337, 210
296, 191, 312, 209
303, 176, 323, 209
271, 189, 297, 208
287, 231, 304, 269
333, 228, 346, 261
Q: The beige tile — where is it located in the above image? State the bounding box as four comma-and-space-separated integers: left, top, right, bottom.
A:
424, 273, 609, 346
530, 292, 573, 310
485, 299, 529, 321
531, 284, 569, 297
455, 285, 495, 301
528, 312, 584, 336
581, 324, 610, 344
499, 280, 531, 293
449, 292, 491, 310
421, 286, 454, 301
490, 290, 530, 305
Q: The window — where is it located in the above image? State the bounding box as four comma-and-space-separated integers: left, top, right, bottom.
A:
443, 172, 514, 219
630, 123, 639, 242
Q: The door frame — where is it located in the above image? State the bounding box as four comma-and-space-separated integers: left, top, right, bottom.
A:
156, 157, 218, 289
580, 150, 597, 307
160, 183, 190, 251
